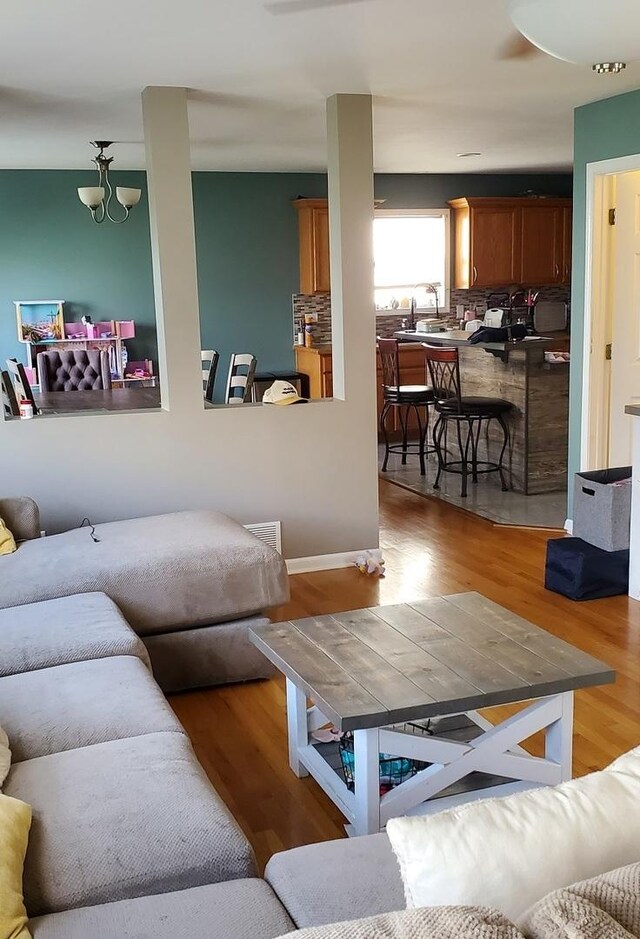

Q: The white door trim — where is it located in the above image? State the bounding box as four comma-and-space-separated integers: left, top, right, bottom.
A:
582, 153, 640, 470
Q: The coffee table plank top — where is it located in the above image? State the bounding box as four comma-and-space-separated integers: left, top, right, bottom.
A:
250, 592, 615, 731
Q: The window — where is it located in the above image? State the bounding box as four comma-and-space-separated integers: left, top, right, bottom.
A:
373, 209, 450, 314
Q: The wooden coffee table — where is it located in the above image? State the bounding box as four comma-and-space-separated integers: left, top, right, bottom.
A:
250, 592, 615, 836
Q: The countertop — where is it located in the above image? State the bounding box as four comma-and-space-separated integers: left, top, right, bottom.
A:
293, 344, 332, 355
394, 329, 562, 354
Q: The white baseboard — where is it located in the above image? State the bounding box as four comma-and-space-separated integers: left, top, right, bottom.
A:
286, 548, 379, 575
564, 518, 573, 534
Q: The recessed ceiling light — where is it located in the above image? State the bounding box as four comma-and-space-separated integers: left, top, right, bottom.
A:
457, 152, 483, 158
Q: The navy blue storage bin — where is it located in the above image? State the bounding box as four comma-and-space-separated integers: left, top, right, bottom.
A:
545, 537, 629, 600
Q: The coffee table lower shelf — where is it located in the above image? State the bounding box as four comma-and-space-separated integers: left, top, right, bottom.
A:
286, 678, 574, 837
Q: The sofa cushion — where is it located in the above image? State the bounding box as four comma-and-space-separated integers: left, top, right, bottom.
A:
30, 879, 294, 939
0, 657, 183, 761
0, 498, 40, 543
0, 793, 31, 939
275, 907, 522, 939
144, 615, 275, 691
0, 593, 150, 677
386, 745, 640, 923
0, 510, 289, 635
4, 731, 256, 916
265, 832, 404, 929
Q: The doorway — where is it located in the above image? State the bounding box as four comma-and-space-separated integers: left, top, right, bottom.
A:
583, 157, 640, 471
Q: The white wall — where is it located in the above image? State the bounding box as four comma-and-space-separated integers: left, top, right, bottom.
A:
0, 91, 379, 561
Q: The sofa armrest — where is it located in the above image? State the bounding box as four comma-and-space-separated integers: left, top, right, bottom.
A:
0, 497, 41, 541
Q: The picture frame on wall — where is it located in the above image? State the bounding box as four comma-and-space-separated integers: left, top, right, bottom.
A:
15, 300, 65, 343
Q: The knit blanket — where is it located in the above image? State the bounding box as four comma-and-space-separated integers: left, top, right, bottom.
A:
276, 863, 640, 939
521, 862, 640, 939
277, 907, 521, 939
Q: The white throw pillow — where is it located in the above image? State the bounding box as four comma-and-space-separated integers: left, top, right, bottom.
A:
386, 746, 640, 924
0, 726, 10, 788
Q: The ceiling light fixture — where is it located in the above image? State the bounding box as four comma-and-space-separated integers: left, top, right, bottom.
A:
508, 0, 640, 72
77, 141, 141, 224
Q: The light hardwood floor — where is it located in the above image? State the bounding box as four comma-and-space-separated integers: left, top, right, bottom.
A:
169, 479, 640, 871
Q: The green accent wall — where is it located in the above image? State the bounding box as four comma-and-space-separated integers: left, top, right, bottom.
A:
0, 169, 571, 400
570, 89, 640, 514
192, 172, 326, 398
0, 170, 155, 366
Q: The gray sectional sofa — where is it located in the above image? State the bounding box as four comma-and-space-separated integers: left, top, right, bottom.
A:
1, 589, 402, 938
1, 592, 295, 937
0, 496, 290, 691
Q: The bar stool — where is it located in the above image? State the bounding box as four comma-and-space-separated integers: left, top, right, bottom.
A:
378, 338, 434, 476
423, 344, 513, 497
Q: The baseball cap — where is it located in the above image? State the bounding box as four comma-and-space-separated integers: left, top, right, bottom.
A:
262, 380, 308, 406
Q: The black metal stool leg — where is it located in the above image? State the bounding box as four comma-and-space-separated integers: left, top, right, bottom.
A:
455, 418, 469, 497
399, 406, 408, 464
414, 404, 426, 476
470, 418, 482, 484
496, 414, 511, 492
380, 402, 391, 472
433, 415, 445, 489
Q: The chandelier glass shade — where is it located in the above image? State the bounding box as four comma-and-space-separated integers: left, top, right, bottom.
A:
508, 0, 640, 69
77, 141, 142, 224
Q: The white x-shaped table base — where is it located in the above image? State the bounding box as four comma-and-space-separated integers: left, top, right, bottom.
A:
286, 679, 574, 837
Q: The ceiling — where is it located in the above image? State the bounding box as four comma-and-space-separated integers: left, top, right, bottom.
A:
2, 0, 639, 173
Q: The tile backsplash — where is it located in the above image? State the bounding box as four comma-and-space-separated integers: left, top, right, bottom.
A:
293, 285, 570, 345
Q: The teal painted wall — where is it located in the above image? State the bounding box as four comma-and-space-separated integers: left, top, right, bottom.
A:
0, 170, 156, 367
192, 172, 327, 398
0, 169, 571, 400
570, 89, 640, 513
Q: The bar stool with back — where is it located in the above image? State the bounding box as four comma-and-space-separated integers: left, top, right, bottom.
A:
377, 338, 434, 476
423, 344, 513, 497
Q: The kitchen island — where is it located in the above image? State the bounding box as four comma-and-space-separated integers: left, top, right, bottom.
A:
295, 331, 569, 495
395, 330, 569, 494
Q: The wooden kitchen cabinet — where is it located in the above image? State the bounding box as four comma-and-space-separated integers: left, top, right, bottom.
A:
450, 199, 520, 288
520, 203, 564, 285
449, 197, 572, 289
294, 346, 333, 399
293, 198, 330, 294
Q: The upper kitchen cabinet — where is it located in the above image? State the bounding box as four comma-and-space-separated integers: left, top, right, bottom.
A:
449, 197, 572, 289
450, 198, 520, 288
293, 198, 330, 294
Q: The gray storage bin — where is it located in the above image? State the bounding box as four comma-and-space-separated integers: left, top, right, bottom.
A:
573, 466, 632, 552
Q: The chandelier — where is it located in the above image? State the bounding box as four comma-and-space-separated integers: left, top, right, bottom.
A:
77, 141, 142, 224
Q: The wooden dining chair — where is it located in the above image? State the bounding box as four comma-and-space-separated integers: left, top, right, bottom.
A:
224, 353, 257, 404
5, 359, 38, 414
201, 350, 219, 403
1, 370, 19, 418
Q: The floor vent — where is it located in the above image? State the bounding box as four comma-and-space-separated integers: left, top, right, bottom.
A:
244, 521, 282, 554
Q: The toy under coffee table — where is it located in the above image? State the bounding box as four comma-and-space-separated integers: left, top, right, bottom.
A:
249, 592, 614, 836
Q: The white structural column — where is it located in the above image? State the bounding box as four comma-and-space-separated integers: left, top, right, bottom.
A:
326, 94, 377, 414
142, 86, 203, 412
630, 417, 640, 599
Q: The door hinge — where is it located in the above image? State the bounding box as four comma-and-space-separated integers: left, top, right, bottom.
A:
609, 208, 616, 226
606, 343, 612, 360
